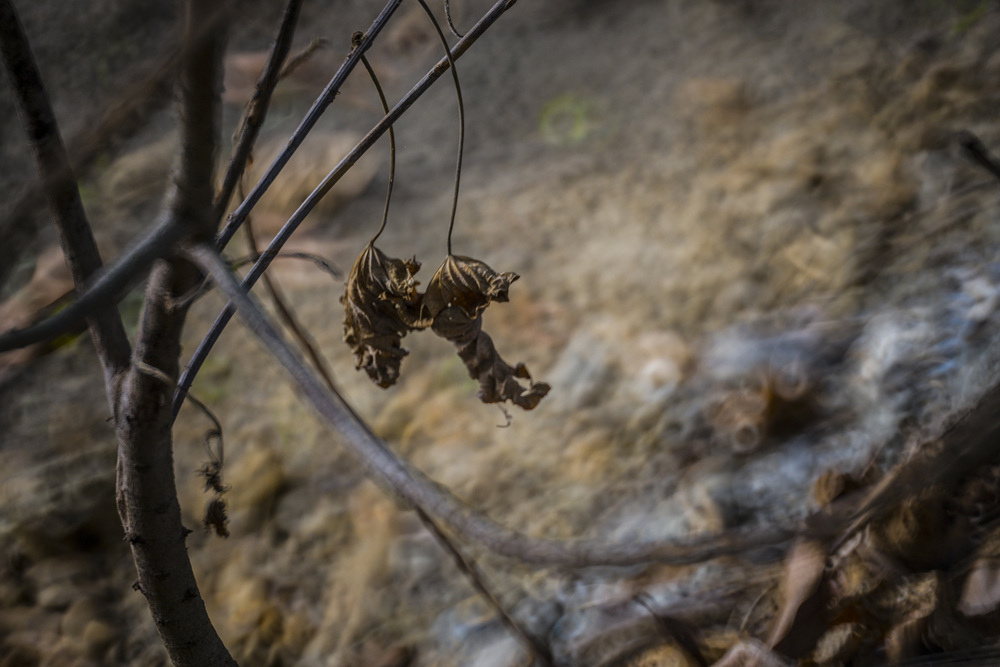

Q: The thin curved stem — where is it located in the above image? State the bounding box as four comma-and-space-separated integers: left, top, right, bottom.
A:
416, 0, 464, 255
357, 40, 395, 245
214, 0, 303, 225
445, 0, 465, 38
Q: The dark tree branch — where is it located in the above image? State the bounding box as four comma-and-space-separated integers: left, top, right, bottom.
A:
959, 131, 1000, 186
0, 0, 131, 386
174, 0, 518, 417
187, 242, 802, 569
214, 0, 405, 251
213, 0, 303, 225
243, 198, 340, 395
0, 218, 182, 353
414, 506, 554, 665
114, 2, 235, 664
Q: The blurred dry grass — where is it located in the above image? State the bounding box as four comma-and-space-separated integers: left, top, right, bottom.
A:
3, 0, 1000, 665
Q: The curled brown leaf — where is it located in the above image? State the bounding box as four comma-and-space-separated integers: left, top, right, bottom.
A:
423, 255, 550, 410
418, 254, 517, 324
341, 244, 422, 388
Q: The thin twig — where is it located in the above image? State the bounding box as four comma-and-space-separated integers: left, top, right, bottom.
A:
0, 16, 180, 291
174, 0, 517, 417
416, 0, 465, 255
959, 131, 1000, 186
214, 0, 303, 225
214, 0, 406, 252
187, 242, 805, 568
0, 2, 238, 355
185, 391, 225, 467
0, 0, 130, 381
231, 251, 342, 279
279, 37, 328, 80
445, 0, 466, 38
356, 38, 396, 245
415, 507, 553, 666
242, 185, 339, 394
0, 218, 182, 354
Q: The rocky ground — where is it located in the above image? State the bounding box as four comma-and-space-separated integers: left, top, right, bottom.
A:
3, 0, 1000, 665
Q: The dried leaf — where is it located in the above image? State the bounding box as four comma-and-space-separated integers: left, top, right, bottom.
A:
768, 539, 830, 659
422, 255, 550, 409
959, 556, 1000, 617
203, 498, 230, 538
341, 244, 422, 388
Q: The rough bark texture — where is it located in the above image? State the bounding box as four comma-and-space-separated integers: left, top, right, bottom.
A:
116, 264, 235, 667
114, 0, 234, 664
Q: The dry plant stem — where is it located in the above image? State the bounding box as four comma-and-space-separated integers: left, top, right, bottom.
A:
445, 0, 465, 38
244, 207, 339, 393
214, 0, 404, 251
188, 242, 803, 568
0, 218, 183, 353
360, 51, 395, 244
279, 37, 327, 80
174, 0, 517, 417
231, 252, 341, 279
115, 2, 235, 664
415, 0, 465, 254
0, 0, 130, 386
415, 507, 554, 666
214, 0, 302, 224
960, 132, 1000, 185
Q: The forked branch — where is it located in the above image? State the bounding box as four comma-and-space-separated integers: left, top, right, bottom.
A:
114, 1, 235, 664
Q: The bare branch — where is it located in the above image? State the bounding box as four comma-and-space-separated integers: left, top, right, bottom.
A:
0, 218, 182, 353
959, 131, 1000, 186
114, 2, 235, 664
414, 506, 554, 665
187, 242, 802, 568
213, 0, 303, 224
0, 0, 130, 382
214, 0, 405, 251
174, 0, 518, 417
244, 205, 339, 394
278, 36, 327, 80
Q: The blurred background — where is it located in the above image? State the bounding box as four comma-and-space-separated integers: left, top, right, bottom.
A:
2, 0, 1000, 664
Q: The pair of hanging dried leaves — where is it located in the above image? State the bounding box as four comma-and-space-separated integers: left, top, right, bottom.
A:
342, 246, 550, 409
